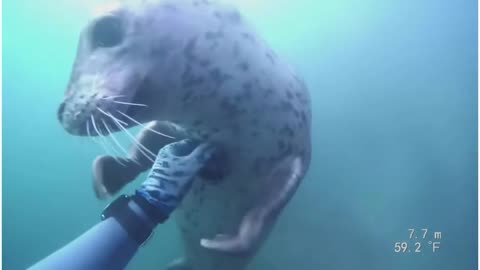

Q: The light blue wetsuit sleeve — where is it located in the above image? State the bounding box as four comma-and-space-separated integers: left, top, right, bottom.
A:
27, 139, 216, 270
27, 202, 143, 270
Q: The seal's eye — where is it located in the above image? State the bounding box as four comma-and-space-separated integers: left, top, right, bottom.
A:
92, 16, 124, 48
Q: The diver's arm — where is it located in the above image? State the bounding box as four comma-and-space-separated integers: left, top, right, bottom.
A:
28, 140, 215, 270
28, 200, 150, 270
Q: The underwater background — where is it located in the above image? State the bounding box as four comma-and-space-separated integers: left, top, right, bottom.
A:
3, 0, 477, 269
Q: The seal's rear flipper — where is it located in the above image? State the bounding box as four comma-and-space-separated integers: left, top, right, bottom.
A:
200, 156, 304, 255
93, 156, 145, 199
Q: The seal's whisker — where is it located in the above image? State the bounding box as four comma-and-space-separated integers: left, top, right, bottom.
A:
88, 75, 126, 163
86, 120, 92, 136
111, 116, 156, 163
119, 127, 156, 163
87, 117, 114, 157
97, 107, 128, 126
91, 115, 123, 160
91, 115, 104, 136
87, 119, 103, 147
116, 110, 176, 139
86, 120, 98, 144
109, 119, 143, 165
101, 95, 126, 100
102, 119, 128, 167
112, 100, 148, 107
102, 120, 131, 157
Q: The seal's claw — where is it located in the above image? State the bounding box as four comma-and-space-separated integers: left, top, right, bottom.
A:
200, 214, 260, 255
200, 234, 251, 254
165, 257, 192, 270
92, 155, 143, 200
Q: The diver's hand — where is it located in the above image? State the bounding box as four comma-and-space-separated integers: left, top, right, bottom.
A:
136, 139, 215, 219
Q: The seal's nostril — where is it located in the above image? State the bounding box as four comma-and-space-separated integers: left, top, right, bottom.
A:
57, 102, 66, 123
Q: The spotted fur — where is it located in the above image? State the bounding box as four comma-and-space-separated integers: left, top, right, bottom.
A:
58, 1, 311, 269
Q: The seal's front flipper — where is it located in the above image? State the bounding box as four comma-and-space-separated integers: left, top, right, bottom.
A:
92, 121, 178, 199
200, 156, 304, 255
165, 257, 192, 270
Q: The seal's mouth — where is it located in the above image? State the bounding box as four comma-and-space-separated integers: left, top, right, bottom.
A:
93, 77, 157, 136
58, 76, 156, 137
120, 79, 153, 122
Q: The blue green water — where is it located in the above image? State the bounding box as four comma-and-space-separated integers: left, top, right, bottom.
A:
3, 0, 477, 269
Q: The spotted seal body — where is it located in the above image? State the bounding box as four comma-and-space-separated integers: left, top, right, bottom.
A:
58, 1, 311, 269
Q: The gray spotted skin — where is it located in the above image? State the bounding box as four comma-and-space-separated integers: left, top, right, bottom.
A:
58, 1, 311, 270
163, 2, 311, 269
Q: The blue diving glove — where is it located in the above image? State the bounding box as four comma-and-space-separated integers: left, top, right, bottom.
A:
136, 139, 216, 219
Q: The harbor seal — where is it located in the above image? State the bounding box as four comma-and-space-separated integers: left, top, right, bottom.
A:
57, 1, 312, 269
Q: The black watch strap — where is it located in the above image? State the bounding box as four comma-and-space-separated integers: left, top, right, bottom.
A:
101, 195, 157, 246
131, 192, 169, 224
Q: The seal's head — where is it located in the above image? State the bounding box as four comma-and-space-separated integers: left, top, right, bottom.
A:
58, 1, 175, 136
